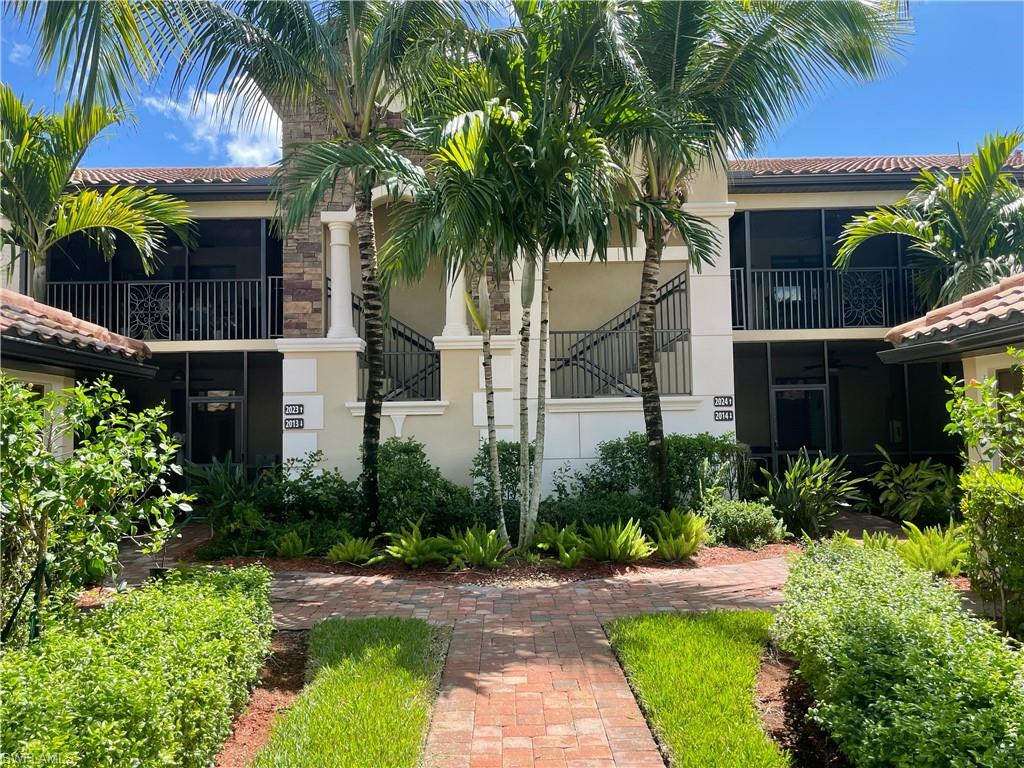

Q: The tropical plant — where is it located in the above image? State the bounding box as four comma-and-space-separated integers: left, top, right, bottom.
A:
759, 450, 865, 537
861, 529, 898, 551
700, 499, 786, 550
450, 526, 507, 570
960, 466, 1024, 632
652, 509, 709, 562
533, 522, 584, 554
325, 534, 378, 566
583, 519, 654, 564
171, 0, 473, 526
838, 131, 1024, 306
273, 530, 313, 559
0, 376, 192, 643
187, 452, 262, 529
0, 85, 192, 293
555, 543, 585, 570
946, 348, 1024, 473
382, 518, 453, 570
896, 521, 968, 578
626, 0, 909, 510
862, 444, 960, 524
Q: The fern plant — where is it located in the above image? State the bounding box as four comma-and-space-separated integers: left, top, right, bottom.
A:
555, 542, 585, 569
860, 530, 898, 551
583, 519, 654, 564
273, 530, 313, 558
450, 526, 507, 570
652, 509, 709, 561
383, 518, 453, 569
534, 522, 584, 553
325, 534, 378, 565
897, 522, 969, 578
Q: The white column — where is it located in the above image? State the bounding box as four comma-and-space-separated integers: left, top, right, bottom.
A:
442, 269, 470, 336
326, 221, 357, 338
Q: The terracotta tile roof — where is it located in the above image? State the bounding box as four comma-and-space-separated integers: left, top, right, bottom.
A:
1, 288, 151, 361
72, 166, 273, 185
730, 151, 1024, 177
885, 274, 1024, 344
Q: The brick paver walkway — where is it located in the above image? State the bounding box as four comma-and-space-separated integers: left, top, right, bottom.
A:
272, 558, 789, 768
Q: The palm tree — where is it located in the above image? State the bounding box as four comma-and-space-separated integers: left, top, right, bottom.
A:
625, 0, 909, 510
177, 0, 471, 522
0, 85, 192, 297
837, 131, 1024, 307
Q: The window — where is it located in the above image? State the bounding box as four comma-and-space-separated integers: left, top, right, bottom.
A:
824, 209, 898, 269
748, 210, 822, 269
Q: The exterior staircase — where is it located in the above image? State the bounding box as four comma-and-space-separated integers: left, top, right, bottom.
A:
352, 295, 440, 401
550, 271, 690, 397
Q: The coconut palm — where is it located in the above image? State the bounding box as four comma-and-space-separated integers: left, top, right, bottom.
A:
837, 131, 1024, 307
0, 85, 191, 296
176, 0, 472, 522
625, 0, 910, 510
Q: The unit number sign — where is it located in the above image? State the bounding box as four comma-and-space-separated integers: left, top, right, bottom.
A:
284, 417, 305, 430
714, 410, 734, 422
713, 395, 734, 408
284, 404, 305, 416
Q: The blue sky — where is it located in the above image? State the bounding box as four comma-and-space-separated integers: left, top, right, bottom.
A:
2, 0, 1022, 168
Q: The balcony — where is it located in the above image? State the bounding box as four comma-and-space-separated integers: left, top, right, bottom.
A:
45, 277, 284, 340
730, 267, 928, 330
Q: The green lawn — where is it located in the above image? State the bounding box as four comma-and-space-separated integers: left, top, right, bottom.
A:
607, 611, 789, 768
252, 617, 449, 768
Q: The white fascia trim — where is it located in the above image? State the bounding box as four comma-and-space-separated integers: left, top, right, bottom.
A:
345, 400, 450, 416
432, 334, 519, 351
276, 337, 366, 353
547, 396, 703, 414
147, 339, 280, 353
683, 201, 736, 220
732, 328, 887, 342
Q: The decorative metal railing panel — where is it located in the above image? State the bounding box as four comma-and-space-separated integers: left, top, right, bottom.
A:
730, 267, 925, 330
352, 294, 441, 402
45, 278, 283, 340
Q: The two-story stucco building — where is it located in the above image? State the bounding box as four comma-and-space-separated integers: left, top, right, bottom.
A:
7, 153, 1022, 484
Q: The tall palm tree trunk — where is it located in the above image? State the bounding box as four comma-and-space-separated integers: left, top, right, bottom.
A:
517, 267, 533, 547
354, 180, 384, 521
481, 322, 511, 546
639, 226, 672, 512
523, 257, 550, 547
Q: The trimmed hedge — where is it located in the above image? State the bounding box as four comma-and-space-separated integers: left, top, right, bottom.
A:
776, 540, 1024, 767
701, 498, 786, 549
1, 566, 273, 768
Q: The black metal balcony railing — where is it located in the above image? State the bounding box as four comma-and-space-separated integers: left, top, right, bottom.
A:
45, 278, 284, 340
352, 293, 440, 402
730, 267, 928, 330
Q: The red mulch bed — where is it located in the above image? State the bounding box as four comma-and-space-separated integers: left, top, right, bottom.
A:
215, 630, 308, 768
211, 542, 801, 588
757, 651, 850, 767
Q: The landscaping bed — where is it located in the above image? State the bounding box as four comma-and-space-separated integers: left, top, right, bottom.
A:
216, 631, 309, 768
207, 541, 800, 586
250, 617, 449, 768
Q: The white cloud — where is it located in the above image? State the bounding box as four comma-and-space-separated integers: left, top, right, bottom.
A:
143, 86, 281, 166
8, 42, 31, 66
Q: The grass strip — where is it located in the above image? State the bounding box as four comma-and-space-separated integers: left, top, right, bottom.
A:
608, 610, 788, 768
252, 617, 449, 768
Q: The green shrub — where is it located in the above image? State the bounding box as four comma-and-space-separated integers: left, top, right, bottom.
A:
258, 451, 364, 532
377, 438, 477, 535
776, 540, 1024, 767
961, 466, 1024, 632
555, 542, 585, 569
759, 449, 864, 537
583, 519, 654, 563
325, 535, 378, 565
862, 445, 959, 524
539, 487, 659, 531
1, 566, 272, 768
652, 509, 709, 561
188, 452, 261, 527
450, 526, 507, 570
272, 529, 314, 558
469, 439, 532, 536
898, 521, 968, 578
701, 499, 786, 549
563, 431, 752, 506
383, 518, 454, 569
533, 521, 584, 552
860, 529, 897, 551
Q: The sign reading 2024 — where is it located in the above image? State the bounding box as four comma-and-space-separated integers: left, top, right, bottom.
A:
713, 394, 734, 422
